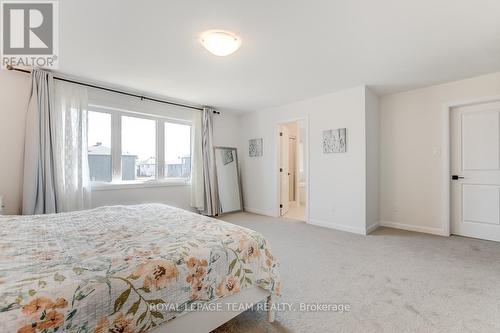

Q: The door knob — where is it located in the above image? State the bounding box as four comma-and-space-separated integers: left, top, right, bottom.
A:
451, 175, 465, 180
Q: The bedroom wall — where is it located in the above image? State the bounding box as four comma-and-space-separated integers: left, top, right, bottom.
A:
379, 71, 500, 235
212, 112, 242, 151
239, 86, 377, 234
0, 71, 30, 215
365, 88, 380, 232
91, 185, 193, 210
0, 70, 241, 214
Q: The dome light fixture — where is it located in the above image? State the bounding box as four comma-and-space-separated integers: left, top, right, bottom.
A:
200, 30, 241, 56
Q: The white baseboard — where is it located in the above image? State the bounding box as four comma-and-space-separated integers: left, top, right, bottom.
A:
366, 222, 380, 235
308, 218, 367, 235
243, 207, 278, 217
241, 211, 447, 237
378, 220, 448, 236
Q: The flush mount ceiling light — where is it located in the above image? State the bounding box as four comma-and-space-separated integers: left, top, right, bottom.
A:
200, 30, 241, 56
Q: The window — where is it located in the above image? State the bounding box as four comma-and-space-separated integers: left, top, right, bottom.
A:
87, 107, 192, 187
165, 122, 191, 179
122, 116, 156, 181
88, 111, 112, 182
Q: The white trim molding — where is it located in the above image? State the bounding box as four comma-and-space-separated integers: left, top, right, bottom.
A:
243, 207, 278, 217
92, 179, 190, 191
366, 223, 380, 235
308, 219, 367, 235
379, 220, 448, 236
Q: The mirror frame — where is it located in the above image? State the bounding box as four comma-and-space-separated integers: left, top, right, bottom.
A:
213, 146, 244, 214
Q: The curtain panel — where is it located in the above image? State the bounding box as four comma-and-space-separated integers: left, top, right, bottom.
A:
22, 70, 57, 214
201, 107, 219, 216
190, 110, 204, 211
53, 81, 91, 212
22, 70, 90, 214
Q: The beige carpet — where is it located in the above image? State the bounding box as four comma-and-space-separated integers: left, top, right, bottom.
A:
212, 212, 500, 333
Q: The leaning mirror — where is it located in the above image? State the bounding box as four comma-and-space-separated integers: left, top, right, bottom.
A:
214, 147, 243, 213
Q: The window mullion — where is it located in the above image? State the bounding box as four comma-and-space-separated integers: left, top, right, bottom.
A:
157, 120, 165, 180
111, 112, 122, 182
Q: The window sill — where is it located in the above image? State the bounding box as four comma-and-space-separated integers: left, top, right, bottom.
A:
91, 179, 190, 191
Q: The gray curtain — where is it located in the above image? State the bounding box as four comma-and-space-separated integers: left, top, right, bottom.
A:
22, 70, 91, 215
202, 107, 219, 216
22, 70, 57, 214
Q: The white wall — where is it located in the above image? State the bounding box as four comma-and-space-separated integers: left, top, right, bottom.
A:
365, 88, 379, 231
91, 185, 192, 210
212, 112, 242, 150
379, 72, 500, 235
239, 86, 376, 234
0, 71, 30, 214
0, 70, 241, 214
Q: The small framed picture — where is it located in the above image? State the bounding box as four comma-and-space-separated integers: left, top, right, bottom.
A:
323, 128, 346, 153
249, 138, 263, 157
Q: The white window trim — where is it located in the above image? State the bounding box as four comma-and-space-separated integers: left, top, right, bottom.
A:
88, 105, 192, 189
91, 179, 191, 191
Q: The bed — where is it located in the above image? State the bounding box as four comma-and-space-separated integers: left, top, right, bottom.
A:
0, 204, 280, 333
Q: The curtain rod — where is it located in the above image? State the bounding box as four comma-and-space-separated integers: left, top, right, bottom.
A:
6, 65, 220, 114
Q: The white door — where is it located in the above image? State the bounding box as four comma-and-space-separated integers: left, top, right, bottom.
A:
288, 138, 296, 202
451, 101, 500, 242
280, 126, 290, 216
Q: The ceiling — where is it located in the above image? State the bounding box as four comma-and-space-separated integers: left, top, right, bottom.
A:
59, 0, 500, 113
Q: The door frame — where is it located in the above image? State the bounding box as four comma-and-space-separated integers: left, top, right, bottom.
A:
275, 116, 310, 221
442, 95, 500, 237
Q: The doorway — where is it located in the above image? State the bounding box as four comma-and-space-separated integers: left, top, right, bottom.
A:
278, 120, 307, 222
450, 100, 500, 242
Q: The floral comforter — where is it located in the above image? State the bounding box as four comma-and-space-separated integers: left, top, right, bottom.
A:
0, 204, 280, 333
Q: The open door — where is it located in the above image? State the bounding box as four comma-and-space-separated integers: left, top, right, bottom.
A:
279, 126, 290, 215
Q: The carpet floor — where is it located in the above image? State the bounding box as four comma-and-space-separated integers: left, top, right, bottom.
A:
212, 212, 500, 333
